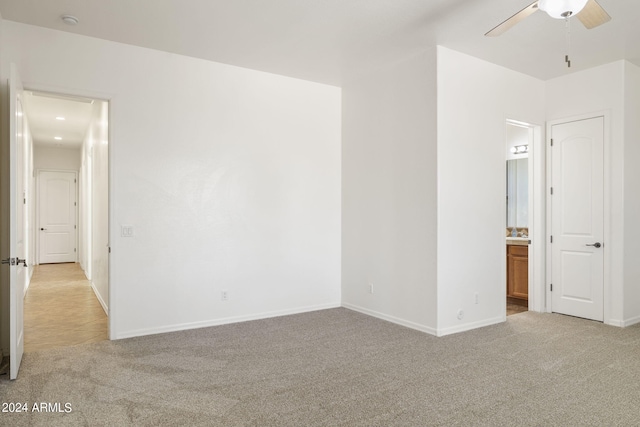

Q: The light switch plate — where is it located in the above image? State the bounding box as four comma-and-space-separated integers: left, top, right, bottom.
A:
121, 225, 133, 237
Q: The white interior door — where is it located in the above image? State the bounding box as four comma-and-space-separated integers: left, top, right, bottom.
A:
7, 64, 26, 379
38, 171, 77, 264
550, 116, 604, 321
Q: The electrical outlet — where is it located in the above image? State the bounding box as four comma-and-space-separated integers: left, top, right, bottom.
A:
221, 290, 228, 301
369, 283, 374, 294
457, 309, 464, 320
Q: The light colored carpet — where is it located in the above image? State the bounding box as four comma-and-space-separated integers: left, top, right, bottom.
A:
1, 308, 639, 426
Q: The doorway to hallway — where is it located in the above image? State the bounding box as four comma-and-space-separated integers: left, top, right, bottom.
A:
22, 89, 110, 352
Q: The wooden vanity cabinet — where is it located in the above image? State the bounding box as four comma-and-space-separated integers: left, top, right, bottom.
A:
507, 244, 528, 302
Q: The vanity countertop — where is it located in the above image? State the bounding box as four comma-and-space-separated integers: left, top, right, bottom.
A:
506, 237, 529, 246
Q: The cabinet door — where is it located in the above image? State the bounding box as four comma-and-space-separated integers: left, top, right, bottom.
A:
507, 245, 528, 300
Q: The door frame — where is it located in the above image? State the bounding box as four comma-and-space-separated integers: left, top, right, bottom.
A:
545, 111, 611, 323
35, 169, 79, 265
24, 81, 115, 339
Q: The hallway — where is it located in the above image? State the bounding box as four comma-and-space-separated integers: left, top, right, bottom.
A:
24, 263, 107, 353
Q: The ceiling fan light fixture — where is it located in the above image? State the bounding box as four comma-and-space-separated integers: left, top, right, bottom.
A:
538, 0, 589, 19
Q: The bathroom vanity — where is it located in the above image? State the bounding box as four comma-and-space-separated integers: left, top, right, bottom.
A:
506, 237, 528, 303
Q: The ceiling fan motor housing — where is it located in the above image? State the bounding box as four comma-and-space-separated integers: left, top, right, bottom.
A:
538, 0, 589, 19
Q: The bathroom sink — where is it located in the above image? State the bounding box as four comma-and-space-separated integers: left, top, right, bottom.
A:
506, 237, 529, 246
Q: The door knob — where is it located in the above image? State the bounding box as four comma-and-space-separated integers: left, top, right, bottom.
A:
586, 242, 602, 248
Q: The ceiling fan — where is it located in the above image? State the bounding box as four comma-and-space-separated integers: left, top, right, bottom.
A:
485, 0, 611, 37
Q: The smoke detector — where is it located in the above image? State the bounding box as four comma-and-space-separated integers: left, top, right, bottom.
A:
61, 15, 79, 25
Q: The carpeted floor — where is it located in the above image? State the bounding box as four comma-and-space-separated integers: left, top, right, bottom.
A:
1, 308, 639, 426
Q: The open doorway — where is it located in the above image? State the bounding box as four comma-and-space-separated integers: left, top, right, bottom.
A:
505, 119, 543, 316
22, 90, 109, 352
506, 121, 530, 315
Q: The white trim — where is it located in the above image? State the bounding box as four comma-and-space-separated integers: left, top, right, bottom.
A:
91, 282, 108, 316
531, 124, 546, 313
620, 316, 640, 328
342, 303, 437, 336
23, 81, 112, 105
113, 303, 341, 340
545, 111, 611, 323
436, 316, 504, 337
107, 98, 115, 341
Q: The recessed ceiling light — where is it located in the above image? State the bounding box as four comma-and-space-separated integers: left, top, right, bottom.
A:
61, 15, 79, 25
56, 116, 65, 121
54, 136, 62, 140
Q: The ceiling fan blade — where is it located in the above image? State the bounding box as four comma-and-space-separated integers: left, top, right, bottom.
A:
485, 1, 539, 37
577, 0, 611, 29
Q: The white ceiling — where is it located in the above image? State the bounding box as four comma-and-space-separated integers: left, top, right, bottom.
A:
0, 0, 638, 86
23, 92, 94, 149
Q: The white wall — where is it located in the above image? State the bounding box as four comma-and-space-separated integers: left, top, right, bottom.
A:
545, 61, 625, 325
341, 50, 438, 333
23, 116, 35, 289
33, 146, 80, 171
436, 47, 545, 335
1, 21, 342, 339
79, 139, 91, 279
78, 100, 109, 311
91, 101, 109, 311
623, 61, 640, 325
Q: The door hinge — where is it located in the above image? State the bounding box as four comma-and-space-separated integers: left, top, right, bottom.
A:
550, 187, 553, 195
550, 284, 553, 291
550, 235, 553, 243
108, 247, 111, 254
74, 225, 77, 229
74, 202, 77, 206
74, 248, 76, 252
550, 138, 554, 146
74, 178, 77, 183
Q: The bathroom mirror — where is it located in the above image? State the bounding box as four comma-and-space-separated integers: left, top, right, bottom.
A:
506, 158, 528, 228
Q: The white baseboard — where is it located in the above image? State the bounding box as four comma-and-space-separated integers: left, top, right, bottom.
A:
341, 302, 437, 336
435, 316, 504, 337
91, 282, 109, 316
114, 302, 341, 340
25, 266, 34, 295
607, 319, 623, 327
622, 315, 640, 327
